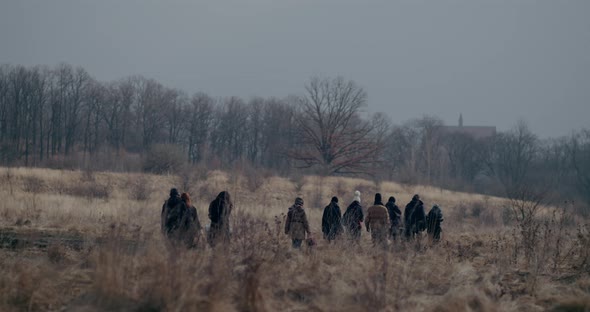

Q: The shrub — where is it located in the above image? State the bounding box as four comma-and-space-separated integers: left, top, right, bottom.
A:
68, 183, 111, 200
479, 208, 499, 227
22, 176, 46, 194
129, 175, 150, 201
502, 206, 514, 226
143, 144, 185, 174
242, 164, 269, 193
1, 168, 15, 195
471, 201, 484, 218
290, 174, 305, 194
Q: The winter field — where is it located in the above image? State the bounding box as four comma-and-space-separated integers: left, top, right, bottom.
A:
0, 167, 589, 311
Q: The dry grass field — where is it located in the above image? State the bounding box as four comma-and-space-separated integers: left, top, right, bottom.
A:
1, 166, 589, 311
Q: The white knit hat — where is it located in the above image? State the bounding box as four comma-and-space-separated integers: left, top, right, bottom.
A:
353, 190, 361, 203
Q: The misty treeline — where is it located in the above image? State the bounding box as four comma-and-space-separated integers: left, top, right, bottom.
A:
0, 63, 589, 211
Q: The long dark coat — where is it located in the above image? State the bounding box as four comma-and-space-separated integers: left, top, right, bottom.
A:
342, 201, 364, 240
208, 191, 233, 247
404, 199, 426, 238
385, 200, 402, 237
322, 201, 343, 241
161, 195, 189, 243
426, 206, 444, 242
182, 205, 202, 247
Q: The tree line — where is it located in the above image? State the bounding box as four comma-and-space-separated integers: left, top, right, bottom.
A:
0, 63, 588, 211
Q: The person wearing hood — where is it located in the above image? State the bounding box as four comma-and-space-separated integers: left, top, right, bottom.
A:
322, 196, 343, 242
161, 188, 189, 244
385, 196, 402, 241
404, 194, 426, 240
181, 192, 202, 248
285, 197, 310, 248
208, 191, 233, 247
426, 204, 444, 243
343, 191, 364, 241
365, 193, 390, 247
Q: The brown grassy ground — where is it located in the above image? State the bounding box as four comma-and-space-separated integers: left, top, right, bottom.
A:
0, 167, 589, 311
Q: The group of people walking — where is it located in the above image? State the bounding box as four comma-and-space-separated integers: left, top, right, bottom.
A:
160, 187, 444, 250
285, 191, 444, 249
161, 188, 233, 248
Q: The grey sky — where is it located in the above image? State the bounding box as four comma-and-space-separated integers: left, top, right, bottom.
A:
1, 0, 589, 138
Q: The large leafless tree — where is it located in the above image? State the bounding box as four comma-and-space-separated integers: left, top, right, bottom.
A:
290, 76, 383, 175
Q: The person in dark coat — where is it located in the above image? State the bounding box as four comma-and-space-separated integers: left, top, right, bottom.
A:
161, 188, 189, 244
343, 191, 364, 241
385, 196, 402, 241
366, 193, 390, 247
181, 192, 202, 248
322, 196, 343, 242
404, 194, 426, 240
285, 197, 311, 248
426, 204, 444, 243
208, 191, 233, 247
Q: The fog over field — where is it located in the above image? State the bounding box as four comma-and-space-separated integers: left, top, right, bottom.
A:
1, 0, 589, 137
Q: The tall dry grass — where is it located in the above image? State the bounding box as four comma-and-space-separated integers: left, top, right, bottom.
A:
0, 167, 589, 311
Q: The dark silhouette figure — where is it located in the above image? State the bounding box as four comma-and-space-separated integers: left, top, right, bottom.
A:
161, 188, 189, 245
322, 196, 343, 242
343, 191, 364, 241
385, 196, 402, 241
426, 205, 444, 243
404, 194, 426, 240
208, 191, 233, 247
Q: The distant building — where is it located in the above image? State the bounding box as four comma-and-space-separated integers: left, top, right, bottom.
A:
440, 114, 496, 140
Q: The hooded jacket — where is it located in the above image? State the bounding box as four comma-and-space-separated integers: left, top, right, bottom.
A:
162, 195, 188, 236
426, 205, 444, 237
285, 204, 310, 240
386, 199, 402, 229
343, 200, 364, 232
405, 198, 426, 233
322, 200, 343, 240
209, 191, 233, 227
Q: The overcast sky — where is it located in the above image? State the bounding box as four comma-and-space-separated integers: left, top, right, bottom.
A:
1, 0, 589, 138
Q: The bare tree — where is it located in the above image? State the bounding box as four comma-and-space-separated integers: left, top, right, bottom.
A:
100, 79, 134, 152
571, 129, 590, 208
382, 124, 418, 182
82, 78, 105, 157
246, 97, 264, 165
442, 132, 486, 184
133, 77, 168, 150
209, 96, 248, 166
410, 115, 444, 184
186, 92, 214, 164
259, 98, 296, 172
164, 89, 188, 145
485, 120, 538, 195
290, 76, 381, 175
